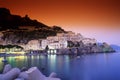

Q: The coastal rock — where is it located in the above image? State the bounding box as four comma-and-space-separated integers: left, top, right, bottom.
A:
25, 67, 61, 80
45, 77, 61, 80
2, 68, 20, 80
101, 42, 115, 52
64, 49, 71, 54
49, 72, 57, 78
3, 64, 12, 74
21, 67, 27, 72
25, 67, 46, 80
0, 64, 61, 80
71, 48, 78, 54
18, 72, 29, 80
15, 78, 24, 80
91, 46, 102, 53
0, 74, 4, 80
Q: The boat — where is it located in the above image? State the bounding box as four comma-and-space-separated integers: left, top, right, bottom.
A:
2, 53, 8, 62
2, 59, 8, 62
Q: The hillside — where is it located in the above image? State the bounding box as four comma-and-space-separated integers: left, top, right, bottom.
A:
0, 8, 65, 31
0, 8, 49, 30
0, 8, 66, 44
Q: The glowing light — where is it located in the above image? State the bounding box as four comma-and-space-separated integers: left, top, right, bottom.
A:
47, 50, 50, 53
54, 50, 57, 53
51, 50, 53, 53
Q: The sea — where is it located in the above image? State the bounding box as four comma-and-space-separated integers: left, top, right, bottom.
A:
0, 52, 120, 80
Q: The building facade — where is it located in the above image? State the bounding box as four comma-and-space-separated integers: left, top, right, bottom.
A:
20, 31, 97, 50
25, 40, 40, 50
82, 38, 97, 45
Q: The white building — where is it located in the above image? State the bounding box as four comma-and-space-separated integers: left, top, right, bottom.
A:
56, 32, 84, 42
48, 40, 67, 49
42, 32, 83, 49
41, 39, 48, 49
25, 40, 40, 50
19, 31, 97, 50
82, 38, 97, 45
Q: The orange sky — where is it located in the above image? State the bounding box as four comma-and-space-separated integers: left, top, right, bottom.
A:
0, 0, 120, 45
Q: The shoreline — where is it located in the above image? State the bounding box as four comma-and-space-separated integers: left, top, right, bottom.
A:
0, 50, 115, 57
0, 41, 116, 56
0, 46, 116, 57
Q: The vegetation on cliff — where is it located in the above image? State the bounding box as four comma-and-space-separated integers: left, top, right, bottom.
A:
0, 8, 66, 44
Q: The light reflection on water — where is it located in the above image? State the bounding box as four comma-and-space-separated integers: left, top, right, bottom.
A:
0, 53, 120, 80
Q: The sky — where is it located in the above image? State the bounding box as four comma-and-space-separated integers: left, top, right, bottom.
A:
0, 0, 120, 45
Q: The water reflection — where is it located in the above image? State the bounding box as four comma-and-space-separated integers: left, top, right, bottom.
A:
48, 55, 57, 71
0, 53, 120, 80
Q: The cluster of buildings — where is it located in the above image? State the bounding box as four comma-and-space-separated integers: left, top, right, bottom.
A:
20, 31, 97, 50
0, 30, 97, 51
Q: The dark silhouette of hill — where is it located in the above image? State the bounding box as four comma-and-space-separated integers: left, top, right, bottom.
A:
0, 8, 49, 30
0, 8, 66, 44
0, 8, 65, 32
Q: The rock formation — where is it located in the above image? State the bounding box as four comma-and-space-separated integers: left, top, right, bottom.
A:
0, 64, 61, 80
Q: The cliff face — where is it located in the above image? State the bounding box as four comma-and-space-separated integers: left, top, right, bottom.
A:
2, 29, 64, 44
0, 8, 66, 44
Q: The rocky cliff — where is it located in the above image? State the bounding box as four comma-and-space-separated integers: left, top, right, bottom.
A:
0, 8, 66, 44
